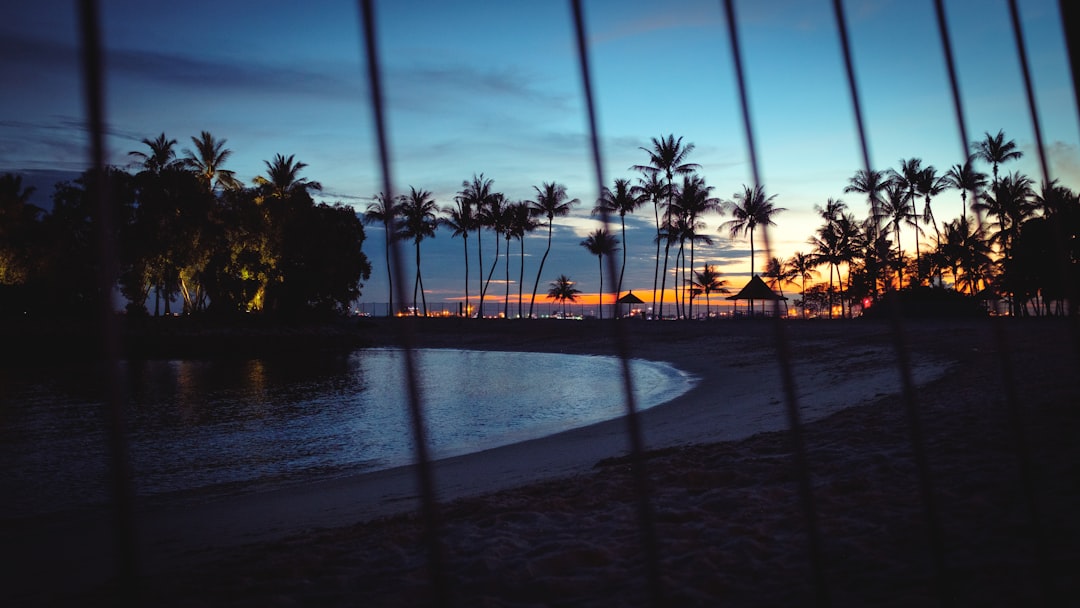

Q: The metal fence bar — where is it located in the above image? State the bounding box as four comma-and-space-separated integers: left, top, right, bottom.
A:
720, 1, 831, 605
932, 2, 1052, 601
76, 1, 140, 606
830, 0, 950, 604
568, 1, 664, 605
357, 2, 451, 606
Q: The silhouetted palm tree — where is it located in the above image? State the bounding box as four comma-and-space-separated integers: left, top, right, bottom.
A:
527, 182, 578, 318
915, 164, 947, 258
396, 187, 438, 316
506, 201, 538, 318
942, 158, 987, 220
634, 171, 671, 316
128, 132, 178, 174
581, 228, 619, 319
480, 193, 508, 314
785, 252, 818, 319
973, 129, 1023, 187
670, 174, 720, 318
876, 182, 911, 288
843, 168, 889, 234
763, 256, 792, 315
691, 264, 729, 317
253, 154, 322, 200
973, 171, 1036, 261
632, 135, 699, 314
547, 274, 581, 317
593, 177, 646, 303
720, 184, 785, 277
938, 216, 992, 294
183, 131, 242, 191
363, 193, 397, 316
889, 159, 926, 283
457, 174, 499, 317
440, 198, 476, 317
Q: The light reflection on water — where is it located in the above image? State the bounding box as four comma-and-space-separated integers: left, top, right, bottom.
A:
0, 349, 694, 518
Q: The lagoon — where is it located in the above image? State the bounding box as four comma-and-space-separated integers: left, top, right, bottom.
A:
0, 348, 694, 519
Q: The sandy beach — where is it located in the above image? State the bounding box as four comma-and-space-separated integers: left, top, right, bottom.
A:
5, 317, 1079, 606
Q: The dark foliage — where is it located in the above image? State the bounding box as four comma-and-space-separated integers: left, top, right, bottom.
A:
861, 286, 986, 319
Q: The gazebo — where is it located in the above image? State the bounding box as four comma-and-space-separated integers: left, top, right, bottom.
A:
616, 291, 644, 318
726, 275, 788, 317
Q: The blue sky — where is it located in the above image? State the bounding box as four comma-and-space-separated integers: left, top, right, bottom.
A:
2, 0, 1077, 311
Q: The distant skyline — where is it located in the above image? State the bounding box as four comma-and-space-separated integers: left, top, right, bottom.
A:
3, 0, 1078, 311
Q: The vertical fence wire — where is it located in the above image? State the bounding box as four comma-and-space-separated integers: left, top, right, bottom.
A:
76, 1, 140, 606
568, 1, 664, 605
357, 2, 451, 606
830, 0, 950, 603
720, 1, 831, 605
931, 2, 1054, 601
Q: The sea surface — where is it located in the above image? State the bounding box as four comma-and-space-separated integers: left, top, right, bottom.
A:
0, 348, 694, 518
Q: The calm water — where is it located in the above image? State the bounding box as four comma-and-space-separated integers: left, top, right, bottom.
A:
0, 349, 694, 518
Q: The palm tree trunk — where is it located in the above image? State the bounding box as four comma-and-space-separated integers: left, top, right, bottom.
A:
529, 224, 553, 318
688, 240, 696, 320
477, 226, 485, 318
518, 239, 526, 319
658, 240, 672, 319
483, 231, 500, 308
617, 215, 627, 318
651, 202, 661, 318
597, 254, 604, 320
462, 235, 469, 317
417, 240, 427, 316
748, 229, 755, 317
384, 231, 393, 316
800, 276, 806, 319
504, 237, 511, 319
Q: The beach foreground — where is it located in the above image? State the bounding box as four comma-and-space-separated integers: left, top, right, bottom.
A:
8, 318, 1080, 606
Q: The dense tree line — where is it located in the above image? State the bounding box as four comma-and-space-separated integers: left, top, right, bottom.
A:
367, 130, 1078, 319
0, 132, 371, 319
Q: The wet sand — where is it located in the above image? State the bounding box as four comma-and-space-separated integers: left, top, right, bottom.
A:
6, 318, 1080, 606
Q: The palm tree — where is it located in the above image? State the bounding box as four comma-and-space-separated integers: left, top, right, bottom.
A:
785, 252, 819, 319
547, 274, 581, 317
128, 132, 178, 174
973, 129, 1023, 187
506, 201, 539, 318
632, 135, 699, 314
720, 184, 785, 277
580, 228, 620, 319
973, 171, 1036, 261
942, 158, 988, 220
876, 182, 912, 289
889, 159, 926, 283
938, 216, 992, 294
479, 193, 508, 313
763, 256, 792, 315
457, 174, 499, 317
440, 198, 476, 317
253, 154, 322, 200
634, 171, 671, 316
670, 174, 720, 319
915, 164, 947, 254
808, 226, 843, 318
691, 264, 729, 317
182, 131, 242, 191
396, 187, 438, 316
843, 168, 890, 234
527, 182, 579, 318
363, 193, 398, 316
593, 178, 646, 303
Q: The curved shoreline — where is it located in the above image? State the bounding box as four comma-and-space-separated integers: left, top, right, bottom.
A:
6, 318, 1079, 606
